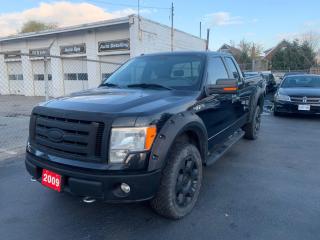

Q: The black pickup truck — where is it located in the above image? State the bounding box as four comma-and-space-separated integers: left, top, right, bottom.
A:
26, 51, 265, 219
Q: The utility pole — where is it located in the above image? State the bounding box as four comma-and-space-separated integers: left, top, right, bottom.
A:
199, 22, 202, 38
138, 0, 141, 40
44, 39, 56, 101
206, 28, 210, 51
171, 2, 174, 51
251, 43, 256, 71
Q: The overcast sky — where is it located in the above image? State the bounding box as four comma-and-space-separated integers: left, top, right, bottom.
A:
0, 0, 319, 50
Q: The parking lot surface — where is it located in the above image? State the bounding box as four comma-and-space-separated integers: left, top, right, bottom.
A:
0, 96, 43, 159
1, 106, 320, 240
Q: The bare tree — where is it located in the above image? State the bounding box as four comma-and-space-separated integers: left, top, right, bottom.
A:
229, 40, 236, 48
238, 39, 252, 56
238, 39, 263, 59
301, 31, 320, 51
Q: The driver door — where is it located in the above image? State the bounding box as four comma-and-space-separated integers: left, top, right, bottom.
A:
196, 56, 236, 148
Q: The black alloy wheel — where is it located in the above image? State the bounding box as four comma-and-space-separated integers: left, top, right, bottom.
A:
175, 156, 200, 208
151, 143, 203, 219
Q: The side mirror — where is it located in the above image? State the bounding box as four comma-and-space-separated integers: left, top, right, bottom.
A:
233, 72, 240, 80
206, 79, 238, 95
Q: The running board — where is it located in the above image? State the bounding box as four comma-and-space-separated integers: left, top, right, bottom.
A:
205, 129, 245, 166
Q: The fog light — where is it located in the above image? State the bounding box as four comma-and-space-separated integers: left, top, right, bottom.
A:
120, 183, 130, 193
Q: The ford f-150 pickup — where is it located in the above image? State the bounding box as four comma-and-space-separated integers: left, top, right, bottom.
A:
26, 51, 265, 219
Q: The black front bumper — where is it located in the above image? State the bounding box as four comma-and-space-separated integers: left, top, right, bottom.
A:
274, 101, 320, 114
26, 152, 161, 202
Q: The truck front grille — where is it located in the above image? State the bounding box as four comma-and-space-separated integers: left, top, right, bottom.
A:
31, 114, 105, 162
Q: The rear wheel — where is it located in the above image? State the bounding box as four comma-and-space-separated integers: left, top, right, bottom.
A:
243, 105, 261, 140
150, 143, 202, 219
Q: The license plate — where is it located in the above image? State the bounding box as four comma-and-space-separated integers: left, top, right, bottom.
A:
42, 169, 62, 192
298, 105, 310, 111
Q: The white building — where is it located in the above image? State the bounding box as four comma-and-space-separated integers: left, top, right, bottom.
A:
0, 15, 206, 97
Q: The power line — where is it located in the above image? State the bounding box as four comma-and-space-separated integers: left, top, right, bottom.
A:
84, 0, 171, 10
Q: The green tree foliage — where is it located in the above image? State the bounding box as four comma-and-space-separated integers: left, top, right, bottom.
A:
271, 40, 316, 70
20, 20, 57, 33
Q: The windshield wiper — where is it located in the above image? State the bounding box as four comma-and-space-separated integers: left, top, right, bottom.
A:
100, 82, 119, 88
126, 83, 173, 90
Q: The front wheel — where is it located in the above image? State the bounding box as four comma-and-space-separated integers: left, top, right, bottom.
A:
150, 143, 203, 219
243, 105, 261, 140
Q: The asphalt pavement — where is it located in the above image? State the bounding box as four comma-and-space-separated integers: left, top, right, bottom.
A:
0, 95, 43, 159
1, 108, 320, 240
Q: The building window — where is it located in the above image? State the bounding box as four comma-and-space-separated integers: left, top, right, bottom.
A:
34, 74, 44, 81
102, 73, 112, 81
8, 74, 23, 80
64, 73, 88, 81
64, 73, 77, 80
77, 73, 88, 80
34, 74, 52, 81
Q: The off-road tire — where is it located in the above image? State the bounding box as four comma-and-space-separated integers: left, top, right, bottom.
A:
150, 143, 202, 219
243, 105, 261, 140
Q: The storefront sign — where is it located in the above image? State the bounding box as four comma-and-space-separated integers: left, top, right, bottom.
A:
98, 39, 130, 52
4, 51, 21, 60
60, 44, 86, 55
29, 48, 49, 58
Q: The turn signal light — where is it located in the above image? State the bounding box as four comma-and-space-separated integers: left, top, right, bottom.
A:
145, 126, 157, 150
223, 87, 238, 91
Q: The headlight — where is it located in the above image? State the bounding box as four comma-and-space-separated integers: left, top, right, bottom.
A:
109, 126, 157, 163
275, 93, 291, 102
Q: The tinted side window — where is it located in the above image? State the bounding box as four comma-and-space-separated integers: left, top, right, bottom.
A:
207, 57, 229, 85
225, 57, 240, 80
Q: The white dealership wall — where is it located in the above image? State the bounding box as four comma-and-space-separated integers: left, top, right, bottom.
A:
0, 15, 206, 97
129, 16, 207, 56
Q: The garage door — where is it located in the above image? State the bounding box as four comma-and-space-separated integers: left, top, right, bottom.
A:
62, 57, 88, 95
7, 61, 24, 95
32, 60, 53, 96
99, 55, 129, 82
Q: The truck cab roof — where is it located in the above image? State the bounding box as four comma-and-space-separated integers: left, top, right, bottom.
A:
139, 51, 233, 58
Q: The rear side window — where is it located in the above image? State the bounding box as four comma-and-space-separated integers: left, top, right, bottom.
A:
207, 57, 229, 85
225, 57, 240, 80
170, 62, 201, 78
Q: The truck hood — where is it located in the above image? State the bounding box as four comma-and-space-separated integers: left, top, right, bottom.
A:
40, 87, 199, 115
279, 87, 320, 97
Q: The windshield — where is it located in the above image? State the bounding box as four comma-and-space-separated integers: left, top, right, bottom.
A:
101, 55, 206, 90
281, 75, 320, 88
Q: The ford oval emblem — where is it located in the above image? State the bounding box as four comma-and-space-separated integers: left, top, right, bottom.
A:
47, 128, 64, 143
